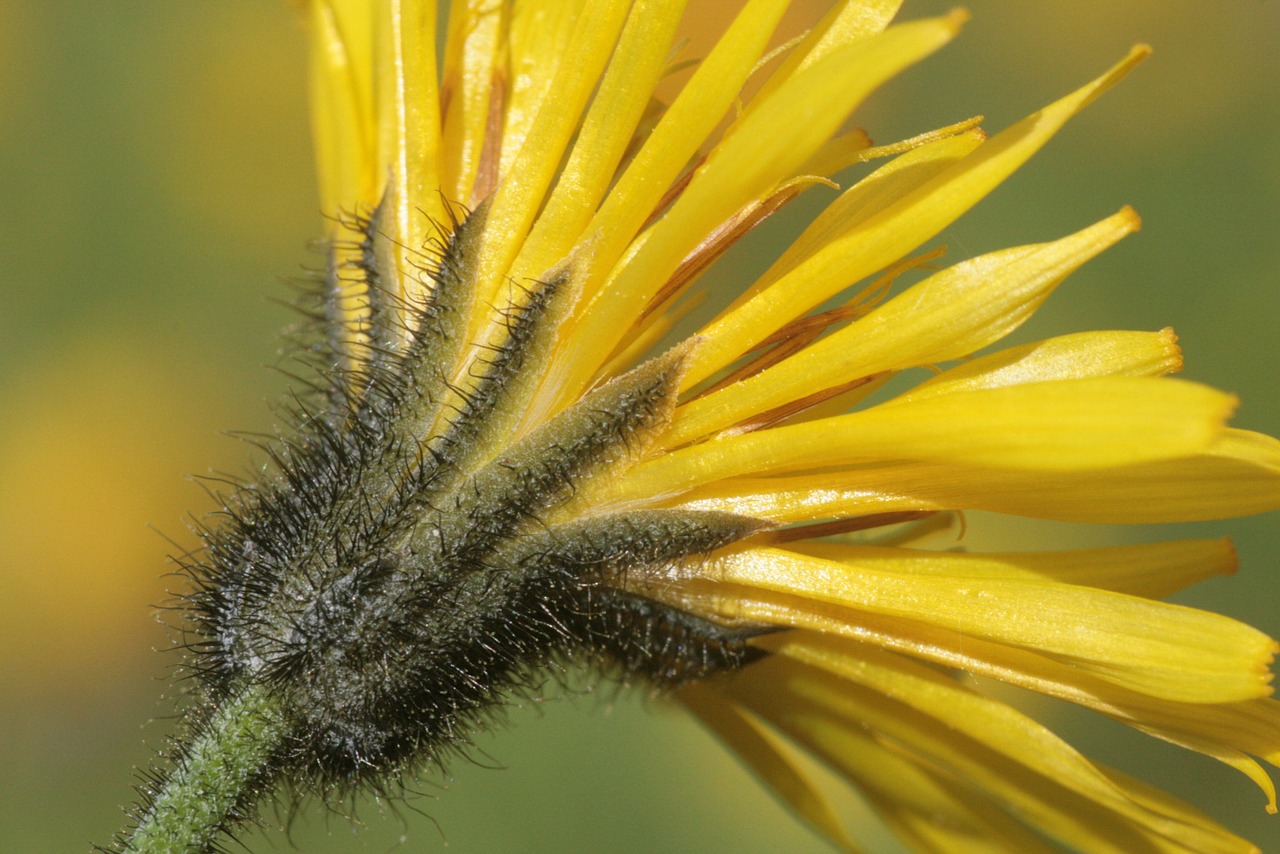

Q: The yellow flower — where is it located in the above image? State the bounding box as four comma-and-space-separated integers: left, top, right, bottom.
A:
124, 2, 1280, 852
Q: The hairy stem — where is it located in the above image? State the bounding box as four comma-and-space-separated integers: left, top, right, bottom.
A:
125, 683, 287, 853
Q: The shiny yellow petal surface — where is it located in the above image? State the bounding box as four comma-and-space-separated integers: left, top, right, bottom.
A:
550, 12, 966, 408
513, 0, 688, 282
681, 547, 1276, 703
439, 0, 506, 205
308, 0, 376, 220
756, 0, 905, 97
898, 327, 1183, 401
721, 637, 1261, 853
790, 538, 1237, 599
731, 125, 986, 311
374, 0, 445, 282
676, 427, 1280, 525
470, 0, 632, 319
599, 378, 1234, 508
682, 45, 1151, 387
574, 0, 791, 284
653, 575, 1280, 811
668, 208, 1140, 444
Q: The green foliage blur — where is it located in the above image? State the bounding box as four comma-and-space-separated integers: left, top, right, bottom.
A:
2, 2, 1277, 850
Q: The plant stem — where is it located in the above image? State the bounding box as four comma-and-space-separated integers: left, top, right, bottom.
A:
125, 682, 287, 853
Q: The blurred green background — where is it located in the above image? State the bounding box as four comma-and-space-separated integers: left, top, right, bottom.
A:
2, 1, 1278, 851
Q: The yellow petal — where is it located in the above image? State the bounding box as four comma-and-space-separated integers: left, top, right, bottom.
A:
898, 327, 1182, 402
549, 12, 966, 410
497, 0, 589, 174
728, 641, 1256, 853
683, 45, 1150, 386
694, 547, 1277, 702
1096, 764, 1266, 851
601, 12, 966, 323
651, 574, 1280, 812
853, 747, 1061, 854
760, 0, 905, 90
676, 427, 1280, 525
469, 0, 633, 324
517, 0, 792, 428
680, 683, 861, 853
789, 538, 1237, 599
511, 0, 689, 283
709, 673, 1061, 853
307, 0, 376, 220
439, 0, 506, 205
374, 0, 446, 303
726, 127, 986, 313
306, 0, 381, 338
602, 378, 1233, 511
578, 0, 790, 287
667, 208, 1139, 445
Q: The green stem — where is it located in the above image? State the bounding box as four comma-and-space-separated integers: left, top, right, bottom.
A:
125, 682, 287, 853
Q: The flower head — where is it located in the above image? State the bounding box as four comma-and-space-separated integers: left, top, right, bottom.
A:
122, 2, 1280, 852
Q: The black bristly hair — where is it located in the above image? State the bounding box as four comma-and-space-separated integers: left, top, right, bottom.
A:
125, 197, 773, 848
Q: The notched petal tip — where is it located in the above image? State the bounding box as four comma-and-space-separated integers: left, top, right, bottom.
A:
1157, 326, 1185, 374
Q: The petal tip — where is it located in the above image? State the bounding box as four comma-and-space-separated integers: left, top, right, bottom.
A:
1224, 392, 1242, 423
1158, 326, 1185, 374
944, 7, 973, 31
1116, 204, 1142, 233
1220, 536, 1241, 577
1094, 45, 1152, 95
